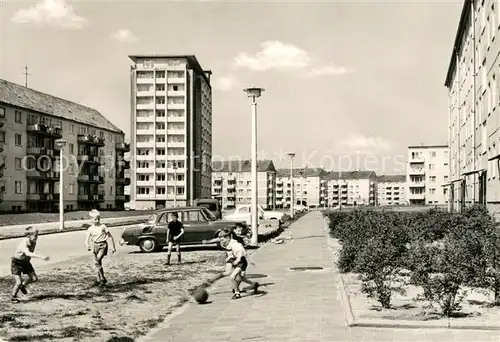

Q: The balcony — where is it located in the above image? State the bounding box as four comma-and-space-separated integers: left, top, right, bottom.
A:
114, 143, 130, 153
408, 168, 425, 175
77, 175, 104, 183
409, 156, 425, 163
409, 193, 425, 200
78, 194, 105, 202
27, 124, 62, 139
27, 193, 58, 201
77, 155, 102, 164
167, 116, 185, 122
116, 177, 131, 185
115, 194, 130, 202
167, 103, 185, 110
409, 182, 425, 188
26, 170, 59, 180
77, 134, 105, 147
116, 160, 131, 169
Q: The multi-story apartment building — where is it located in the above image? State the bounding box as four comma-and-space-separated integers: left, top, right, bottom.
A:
211, 160, 276, 210
0, 79, 130, 212
406, 145, 449, 205
274, 168, 328, 209
444, 0, 499, 214
376, 175, 406, 206
326, 171, 378, 207
128, 55, 212, 210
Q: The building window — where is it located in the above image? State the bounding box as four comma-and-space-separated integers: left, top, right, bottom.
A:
156, 110, 165, 117
15, 181, 22, 194
69, 183, 75, 195
69, 143, 74, 154
0, 132, 5, 143
0, 107, 5, 118
110, 186, 113, 195
15, 110, 22, 123
430, 151, 436, 157
156, 97, 165, 104
156, 84, 165, 91
428, 164, 435, 170
15, 134, 22, 146
15, 157, 22, 170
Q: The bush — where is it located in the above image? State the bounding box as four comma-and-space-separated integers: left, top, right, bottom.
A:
326, 204, 500, 314
354, 213, 405, 309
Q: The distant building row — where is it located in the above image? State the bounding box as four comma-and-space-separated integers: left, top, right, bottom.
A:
211, 143, 451, 210
211, 160, 406, 210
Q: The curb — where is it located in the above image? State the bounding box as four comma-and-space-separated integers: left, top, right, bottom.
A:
0, 219, 145, 240
325, 216, 500, 332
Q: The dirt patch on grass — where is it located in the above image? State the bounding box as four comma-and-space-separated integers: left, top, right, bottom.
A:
0, 211, 151, 227
0, 250, 226, 341
342, 272, 500, 325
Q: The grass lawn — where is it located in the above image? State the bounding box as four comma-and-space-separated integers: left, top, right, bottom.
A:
0, 250, 226, 341
0, 211, 151, 227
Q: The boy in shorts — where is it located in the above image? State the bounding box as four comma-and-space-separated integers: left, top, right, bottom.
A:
85, 209, 116, 286
166, 212, 184, 265
202, 223, 249, 277
10, 226, 50, 303
218, 228, 259, 299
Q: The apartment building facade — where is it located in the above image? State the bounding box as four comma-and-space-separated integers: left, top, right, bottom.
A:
0, 79, 130, 212
274, 168, 328, 209
445, 0, 499, 214
211, 160, 276, 210
326, 171, 378, 207
406, 145, 449, 205
376, 175, 406, 206
129, 55, 212, 210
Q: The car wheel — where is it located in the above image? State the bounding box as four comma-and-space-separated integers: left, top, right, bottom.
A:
139, 238, 158, 253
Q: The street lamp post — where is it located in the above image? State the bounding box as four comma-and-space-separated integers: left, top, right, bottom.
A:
55, 139, 67, 231
287, 153, 295, 219
243, 87, 265, 245
173, 161, 178, 207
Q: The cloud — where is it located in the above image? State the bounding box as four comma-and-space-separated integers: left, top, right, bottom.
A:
336, 134, 395, 153
233, 40, 350, 78
233, 41, 311, 71
302, 65, 351, 78
212, 75, 239, 92
110, 29, 139, 43
10, 0, 87, 29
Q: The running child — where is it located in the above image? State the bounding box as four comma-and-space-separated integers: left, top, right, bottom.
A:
166, 212, 184, 265
217, 228, 259, 299
202, 223, 250, 277
10, 226, 50, 303
85, 209, 116, 286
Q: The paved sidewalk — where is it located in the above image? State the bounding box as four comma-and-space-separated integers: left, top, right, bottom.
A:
141, 212, 500, 342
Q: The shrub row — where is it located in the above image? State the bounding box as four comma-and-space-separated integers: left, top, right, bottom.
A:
323, 205, 500, 316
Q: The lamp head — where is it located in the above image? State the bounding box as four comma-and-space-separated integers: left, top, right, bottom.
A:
287, 153, 295, 159
55, 139, 67, 148
243, 87, 265, 98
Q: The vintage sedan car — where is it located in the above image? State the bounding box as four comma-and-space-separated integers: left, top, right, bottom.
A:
119, 206, 248, 253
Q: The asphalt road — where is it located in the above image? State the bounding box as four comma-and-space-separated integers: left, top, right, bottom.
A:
0, 225, 134, 277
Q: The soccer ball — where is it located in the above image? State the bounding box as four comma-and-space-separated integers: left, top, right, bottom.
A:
193, 288, 209, 304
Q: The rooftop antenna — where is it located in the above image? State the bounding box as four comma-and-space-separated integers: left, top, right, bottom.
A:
23, 65, 31, 88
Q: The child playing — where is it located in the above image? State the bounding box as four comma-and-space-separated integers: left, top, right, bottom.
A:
212, 227, 259, 299
10, 226, 50, 303
202, 223, 249, 277
85, 209, 116, 286
166, 212, 184, 265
